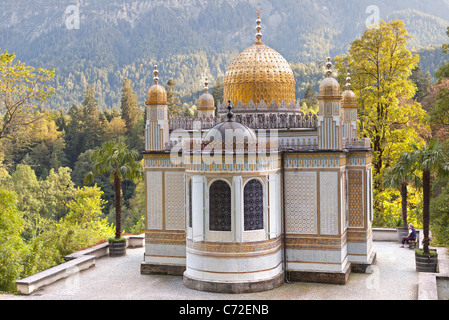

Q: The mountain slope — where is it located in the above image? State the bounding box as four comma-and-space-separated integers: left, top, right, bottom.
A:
1, 0, 448, 110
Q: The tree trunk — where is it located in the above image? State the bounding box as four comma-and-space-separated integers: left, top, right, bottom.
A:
400, 182, 408, 230
422, 170, 431, 254
114, 170, 122, 239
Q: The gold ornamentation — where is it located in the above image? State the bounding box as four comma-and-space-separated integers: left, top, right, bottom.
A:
223, 11, 296, 107
146, 230, 186, 245
146, 65, 167, 105
186, 236, 282, 258
198, 77, 215, 111
318, 58, 341, 98
285, 233, 347, 251
342, 73, 358, 108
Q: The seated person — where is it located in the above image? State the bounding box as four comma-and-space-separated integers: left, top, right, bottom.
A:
400, 224, 416, 248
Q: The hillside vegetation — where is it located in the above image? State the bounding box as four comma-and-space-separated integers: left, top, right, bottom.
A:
1, 0, 449, 110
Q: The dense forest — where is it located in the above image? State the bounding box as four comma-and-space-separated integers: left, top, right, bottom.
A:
1, 1, 449, 295
2, 0, 449, 111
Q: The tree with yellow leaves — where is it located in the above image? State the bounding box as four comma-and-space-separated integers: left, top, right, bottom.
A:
0, 50, 54, 145
335, 20, 428, 179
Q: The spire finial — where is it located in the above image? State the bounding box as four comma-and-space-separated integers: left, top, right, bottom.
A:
325, 57, 333, 78
227, 100, 234, 121
204, 77, 209, 93
346, 73, 351, 90
153, 65, 159, 85
255, 9, 263, 43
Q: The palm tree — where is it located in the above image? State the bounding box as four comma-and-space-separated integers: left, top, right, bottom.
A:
400, 139, 449, 254
383, 157, 421, 230
84, 140, 144, 239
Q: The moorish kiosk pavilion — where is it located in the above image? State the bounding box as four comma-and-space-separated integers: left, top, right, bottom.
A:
140, 11, 376, 293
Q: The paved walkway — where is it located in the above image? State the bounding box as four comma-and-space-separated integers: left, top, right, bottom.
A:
4, 241, 445, 300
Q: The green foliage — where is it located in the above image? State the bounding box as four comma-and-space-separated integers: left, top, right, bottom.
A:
435, 27, 449, 79
373, 187, 422, 229
0, 50, 54, 142
335, 20, 427, 176
415, 248, 437, 256
430, 187, 449, 247
85, 140, 144, 239
166, 78, 184, 117
0, 188, 27, 293
72, 149, 115, 211
85, 140, 143, 185
410, 66, 433, 102
53, 186, 114, 256
399, 139, 449, 253
107, 237, 127, 243
120, 78, 140, 133
428, 78, 449, 131
0, 163, 115, 293
122, 179, 145, 235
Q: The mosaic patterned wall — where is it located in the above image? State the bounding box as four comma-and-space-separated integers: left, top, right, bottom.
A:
285, 172, 317, 234
165, 172, 186, 230
320, 172, 339, 235
147, 171, 163, 230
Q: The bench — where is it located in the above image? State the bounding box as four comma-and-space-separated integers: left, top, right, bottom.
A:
408, 230, 420, 249
408, 239, 418, 249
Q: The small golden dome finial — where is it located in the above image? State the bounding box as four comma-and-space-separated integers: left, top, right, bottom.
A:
153, 65, 159, 85
255, 9, 263, 44
345, 73, 351, 90
146, 64, 167, 105
326, 57, 333, 78
204, 77, 209, 94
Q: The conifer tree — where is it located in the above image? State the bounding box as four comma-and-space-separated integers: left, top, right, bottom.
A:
212, 76, 224, 108
81, 84, 104, 151
166, 79, 183, 117
120, 78, 139, 133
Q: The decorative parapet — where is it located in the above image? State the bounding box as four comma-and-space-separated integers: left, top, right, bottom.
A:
169, 112, 318, 131
217, 100, 301, 114
162, 136, 318, 154
343, 138, 372, 150
284, 153, 342, 169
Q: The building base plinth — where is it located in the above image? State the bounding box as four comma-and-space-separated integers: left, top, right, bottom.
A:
183, 271, 285, 294
141, 263, 186, 276
287, 263, 351, 285
351, 251, 377, 273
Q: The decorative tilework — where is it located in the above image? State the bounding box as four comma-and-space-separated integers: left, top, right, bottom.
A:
145, 154, 184, 168
348, 170, 364, 228
165, 172, 186, 230
320, 172, 339, 235
347, 154, 366, 166
284, 154, 341, 169
284, 172, 317, 234
186, 156, 281, 173
147, 171, 163, 230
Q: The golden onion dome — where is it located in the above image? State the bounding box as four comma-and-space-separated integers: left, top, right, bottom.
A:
146, 65, 167, 105
318, 57, 341, 97
198, 78, 215, 110
341, 73, 358, 107
223, 11, 296, 107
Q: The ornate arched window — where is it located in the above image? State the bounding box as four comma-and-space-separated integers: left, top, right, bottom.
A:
244, 179, 264, 231
209, 180, 232, 232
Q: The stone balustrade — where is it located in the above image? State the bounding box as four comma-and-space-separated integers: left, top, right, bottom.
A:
169, 112, 318, 131
217, 100, 301, 114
